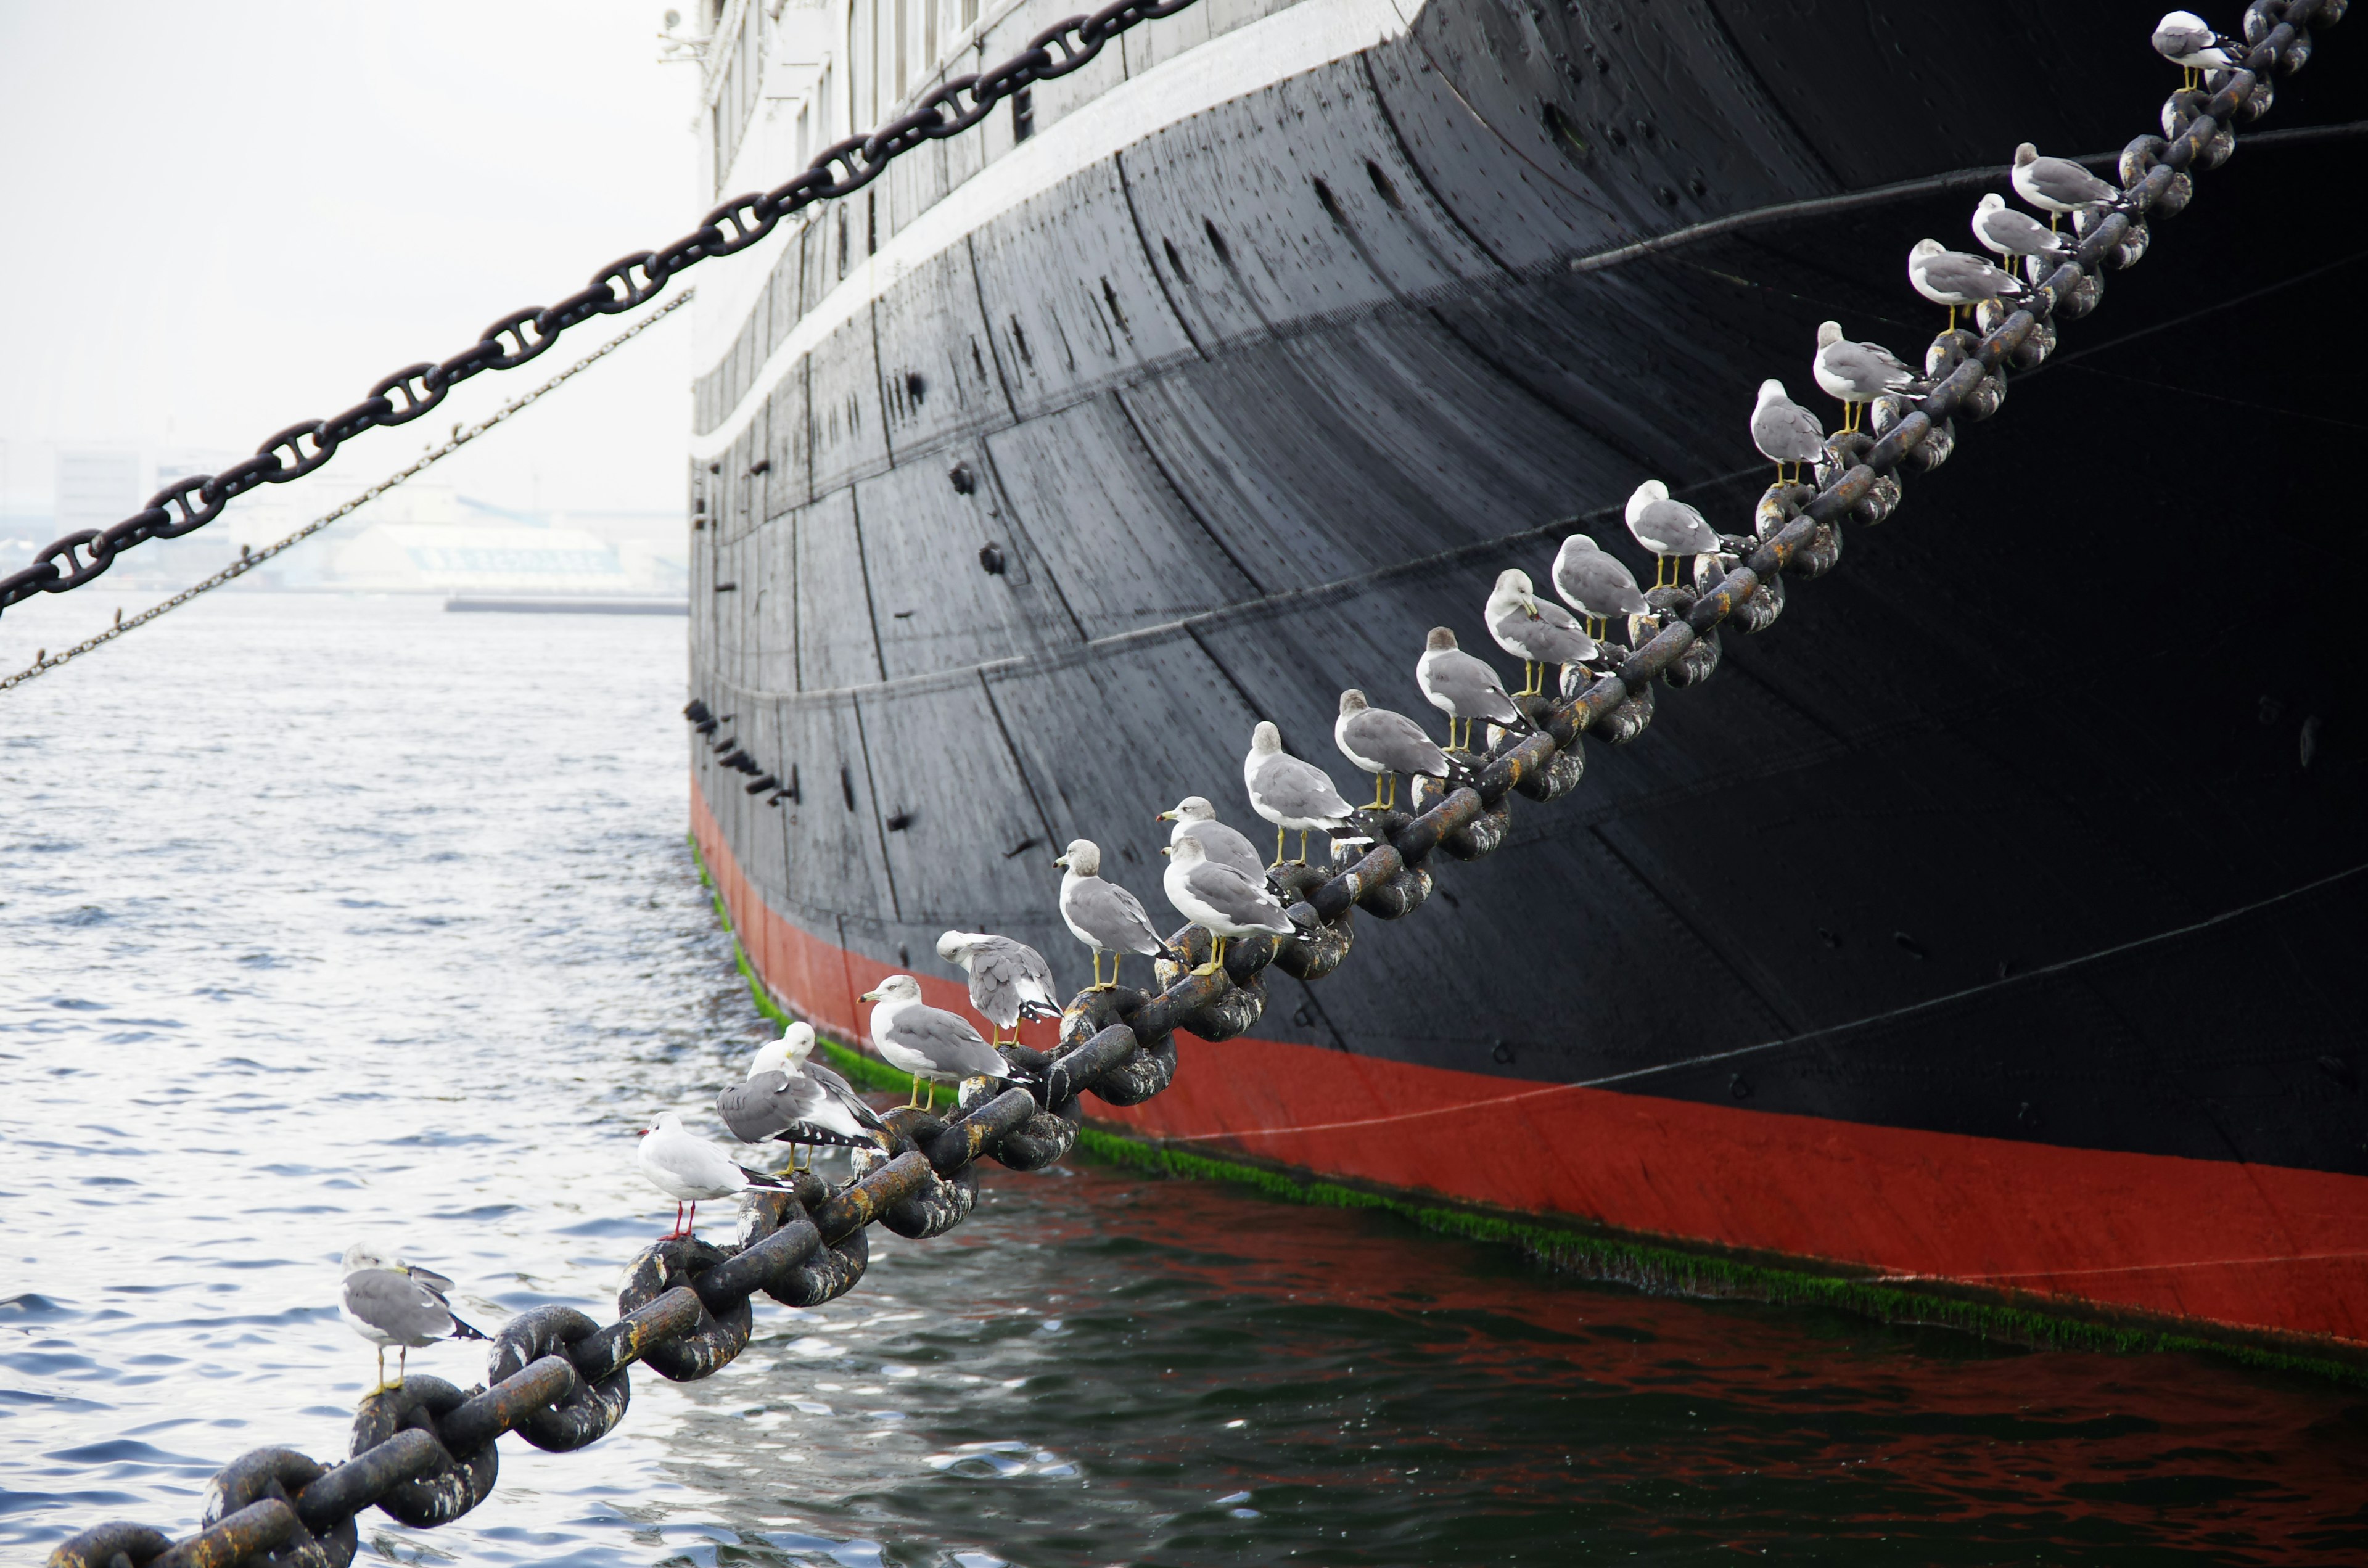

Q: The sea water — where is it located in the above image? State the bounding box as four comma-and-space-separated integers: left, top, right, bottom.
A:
4, 593, 2361, 1566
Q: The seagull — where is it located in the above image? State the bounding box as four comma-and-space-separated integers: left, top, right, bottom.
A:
638, 1111, 794, 1237
1814, 321, 1920, 433
1243, 721, 1359, 866
1624, 482, 1722, 590
1908, 238, 2029, 333
1971, 193, 2073, 267
339, 1243, 487, 1394
1750, 379, 1825, 486
1054, 838, 1167, 990
2154, 10, 2248, 88
936, 930, 1060, 1044
1550, 533, 1650, 642
1484, 570, 1598, 697
2012, 142, 2123, 231
858, 974, 1014, 1110
1416, 628, 1524, 755
1156, 796, 1268, 883
1161, 835, 1295, 976
1334, 688, 1453, 812
716, 1024, 890, 1169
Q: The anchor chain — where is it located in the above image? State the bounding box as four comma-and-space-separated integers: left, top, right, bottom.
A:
0, 0, 1204, 620
44, 1, 2343, 1562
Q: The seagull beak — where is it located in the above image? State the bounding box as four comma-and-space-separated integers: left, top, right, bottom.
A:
1154, 810, 1174, 822
1051, 855, 1068, 869
1160, 845, 1173, 856
858, 988, 881, 1003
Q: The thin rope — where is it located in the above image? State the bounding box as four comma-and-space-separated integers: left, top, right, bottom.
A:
1, 287, 694, 694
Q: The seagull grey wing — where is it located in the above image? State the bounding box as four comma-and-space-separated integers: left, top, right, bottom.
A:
1067, 876, 1166, 956
1753, 398, 1824, 462
964, 940, 1031, 1027
406, 1266, 458, 1297
1185, 818, 1268, 882
1342, 707, 1447, 775
718, 1071, 805, 1141
894, 1005, 1009, 1078
1182, 861, 1294, 934
343, 1269, 454, 1345
1636, 498, 1719, 554
1436, 650, 1520, 722
804, 1063, 888, 1128
1256, 753, 1356, 822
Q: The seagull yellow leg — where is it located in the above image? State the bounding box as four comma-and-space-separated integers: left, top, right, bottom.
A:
396, 1347, 407, 1390
1297, 829, 1310, 863
1273, 824, 1286, 867
1364, 773, 1388, 810
375, 1347, 386, 1392
1193, 935, 1228, 977
1111, 954, 1124, 990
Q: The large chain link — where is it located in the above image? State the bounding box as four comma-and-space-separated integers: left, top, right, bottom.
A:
0, 0, 1202, 621
41, 1, 2344, 1563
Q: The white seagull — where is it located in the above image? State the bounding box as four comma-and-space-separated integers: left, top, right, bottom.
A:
339, 1243, 487, 1394
2012, 142, 2123, 231
1334, 688, 1453, 812
1416, 628, 1524, 755
1814, 321, 1920, 433
1908, 238, 2028, 333
1484, 569, 1598, 697
1750, 379, 1825, 486
1972, 192, 2073, 267
936, 930, 1060, 1043
1162, 835, 1294, 976
636, 1110, 792, 1238
1054, 838, 1167, 990
1551, 533, 1650, 642
1156, 796, 1268, 883
1624, 481, 1721, 590
859, 973, 1013, 1111
1243, 721, 1359, 866
2153, 10, 2248, 88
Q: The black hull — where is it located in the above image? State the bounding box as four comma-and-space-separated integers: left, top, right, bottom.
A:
683, 0, 2366, 1226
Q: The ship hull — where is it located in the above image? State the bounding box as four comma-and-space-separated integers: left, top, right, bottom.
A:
683, 0, 2367, 1353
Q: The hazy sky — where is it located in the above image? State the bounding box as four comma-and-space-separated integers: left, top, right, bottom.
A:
0, 2, 703, 529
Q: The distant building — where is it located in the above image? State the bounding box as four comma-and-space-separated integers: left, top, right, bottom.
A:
332, 522, 636, 596
55, 449, 142, 532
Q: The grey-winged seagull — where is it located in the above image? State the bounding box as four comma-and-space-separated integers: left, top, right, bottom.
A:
1156, 796, 1268, 883
1624, 482, 1720, 590
1243, 721, 1358, 866
1054, 838, 1166, 990
1814, 321, 1919, 433
1972, 193, 2072, 266
1751, 379, 1825, 486
937, 930, 1060, 1043
2012, 142, 2122, 231
340, 1243, 487, 1394
1484, 569, 1597, 697
1551, 533, 1649, 642
1416, 628, 1523, 755
1909, 238, 2028, 333
2154, 10, 2247, 88
638, 1110, 793, 1236
1334, 688, 1452, 812
859, 973, 1012, 1110
717, 1024, 890, 1169
1162, 835, 1294, 975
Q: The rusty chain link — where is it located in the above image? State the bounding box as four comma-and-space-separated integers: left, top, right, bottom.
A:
0, 0, 1201, 622
0, 290, 691, 695
43, 1, 2342, 1562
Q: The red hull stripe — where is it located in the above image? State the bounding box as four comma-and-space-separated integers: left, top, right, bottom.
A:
694, 781, 2368, 1346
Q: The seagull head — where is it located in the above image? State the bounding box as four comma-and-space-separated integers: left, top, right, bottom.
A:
2013, 142, 2039, 167
340, 1242, 396, 1275
1910, 238, 1946, 263
1337, 688, 1370, 717
1755, 378, 1788, 406
748, 1036, 794, 1078
641, 1111, 684, 1139
1167, 834, 1210, 867
1975, 192, 2006, 217
1424, 627, 1459, 652
858, 974, 923, 1008
934, 930, 978, 967
1624, 479, 1669, 524
781, 1021, 816, 1067
1052, 838, 1099, 875
1560, 532, 1604, 557
1157, 795, 1217, 824
1487, 569, 1540, 619
1249, 721, 1284, 757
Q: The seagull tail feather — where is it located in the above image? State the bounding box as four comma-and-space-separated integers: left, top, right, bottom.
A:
738, 1165, 794, 1189
448, 1313, 490, 1341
